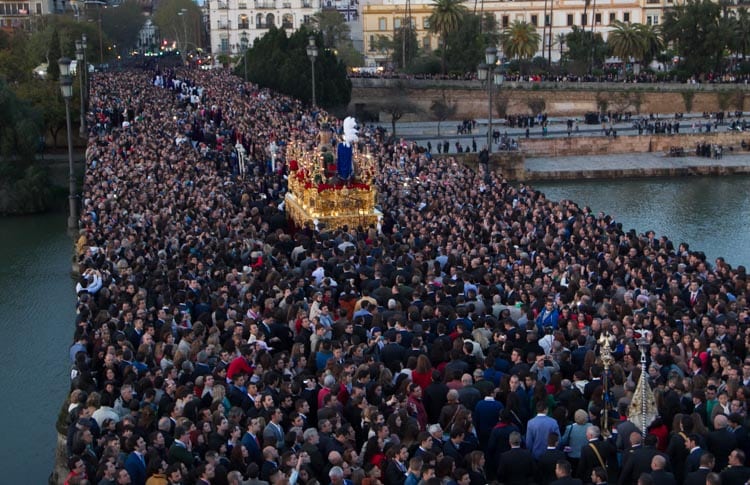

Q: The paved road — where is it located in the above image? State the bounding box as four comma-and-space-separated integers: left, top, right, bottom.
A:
525, 151, 750, 174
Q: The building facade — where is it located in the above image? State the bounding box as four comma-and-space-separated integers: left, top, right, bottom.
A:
206, 0, 321, 55
0, 0, 53, 31
362, 0, 660, 66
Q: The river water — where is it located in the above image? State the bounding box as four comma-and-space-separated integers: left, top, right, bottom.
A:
1, 175, 749, 484
0, 213, 73, 484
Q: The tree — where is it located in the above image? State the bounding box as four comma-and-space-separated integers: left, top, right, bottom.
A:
428, 0, 467, 73
636, 23, 663, 65
564, 26, 606, 74
430, 94, 457, 136
46, 25, 61, 81
378, 95, 419, 137
0, 80, 42, 173
392, 25, 419, 70
662, 0, 726, 75
501, 20, 541, 60
444, 12, 500, 73
100, 0, 145, 54
244, 28, 351, 109
682, 90, 695, 113
526, 97, 546, 116
14, 78, 66, 149
607, 21, 645, 67
311, 10, 350, 49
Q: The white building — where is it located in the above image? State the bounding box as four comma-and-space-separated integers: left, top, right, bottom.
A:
207, 0, 322, 55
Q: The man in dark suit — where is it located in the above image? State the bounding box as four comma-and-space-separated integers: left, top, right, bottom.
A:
685, 434, 706, 476
537, 433, 568, 485
380, 330, 406, 373
649, 455, 677, 485
124, 435, 147, 485
384, 444, 409, 485
707, 414, 738, 471
619, 434, 667, 485
578, 426, 618, 483
497, 431, 534, 485
729, 414, 750, 463
423, 371, 449, 425
684, 453, 714, 485
720, 449, 750, 485
551, 460, 584, 485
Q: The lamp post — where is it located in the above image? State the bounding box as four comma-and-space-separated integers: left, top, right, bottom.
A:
178, 8, 188, 61
81, 33, 88, 111
75, 40, 86, 139
240, 31, 249, 82
306, 35, 318, 107
477, 47, 502, 153
58, 57, 78, 233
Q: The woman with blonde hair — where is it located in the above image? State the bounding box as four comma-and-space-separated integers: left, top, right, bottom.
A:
468, 450, 486, 485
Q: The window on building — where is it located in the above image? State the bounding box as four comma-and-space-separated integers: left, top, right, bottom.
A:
394, 17, 401, 29
609, 12, 616, 23
502, 15, 509, 27
623, 12, 630, 22
220, 38, 229, 52
423, 36, 430, 50
303, 14, 311, 24
581, 14, 587, 26
238, 14, 249, 28
422, 17, 429, 29
369, 35, 375, 51
35, 2, 41, 13
595, 13, 601, 24
567, 14, 573, 26
531, 14, 538, 26
266, 13, 274, 26
545, 14, 550, 26
378, 17, 386, 30
282, 13, 293, 28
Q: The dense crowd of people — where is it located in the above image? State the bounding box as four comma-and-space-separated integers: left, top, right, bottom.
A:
65, 66, 750, 485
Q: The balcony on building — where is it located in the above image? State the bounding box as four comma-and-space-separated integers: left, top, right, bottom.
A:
255, 0, 276, 8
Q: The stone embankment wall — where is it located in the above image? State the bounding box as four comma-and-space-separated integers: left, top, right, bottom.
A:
350, 85, 747, 120
520, 131, 750, 157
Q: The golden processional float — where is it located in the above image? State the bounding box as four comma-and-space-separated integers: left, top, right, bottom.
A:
285, 117, 382, 230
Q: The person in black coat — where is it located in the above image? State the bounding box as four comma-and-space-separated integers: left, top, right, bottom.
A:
380, 331, 406, 373
707, 414, 738, 472
649, 455, 677, 485
537, 433, 568, 485
497, 431, 534, 485
551, 460, 584, 485
728, 414, 750, 464
684, 453, 714, 485
577, 426, 618, 483
423, 371, 449, 425
720, 450, 750, 485
619, 434, 668, 485
685, 434, 706, 476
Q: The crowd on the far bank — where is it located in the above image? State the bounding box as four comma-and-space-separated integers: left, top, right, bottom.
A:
64, 66, 750, 485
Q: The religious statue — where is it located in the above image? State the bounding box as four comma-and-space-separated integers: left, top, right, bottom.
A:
337, 117, 358, 180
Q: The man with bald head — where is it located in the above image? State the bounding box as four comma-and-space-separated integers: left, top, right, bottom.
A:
649, 455, 676, 485
707, 414, 738, 471
457, 373, 481, 410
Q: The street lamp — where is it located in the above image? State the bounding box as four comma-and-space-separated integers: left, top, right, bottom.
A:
306, 35, 318, 107
477, 47, 499, 153
81, 33, 88, 111
240, 31, 249, 82
178, 8, 188, 61
58, 57, 78, 233
75, 40, 86, 139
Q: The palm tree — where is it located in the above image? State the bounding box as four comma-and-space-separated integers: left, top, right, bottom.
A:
556, 32, 566, 61
607, 20, 645, 73
428, 0, 468, 73
500, 20, 541, 60
635, 23, 663, 65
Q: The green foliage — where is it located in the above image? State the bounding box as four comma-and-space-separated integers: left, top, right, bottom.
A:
501, 20, 541, 60
407, 55, 441, 74
336, 41, 364, 68
47, 25, 61, 81
494, 92, 510, 119
443, 12, 500, 73
244, 28, 351, 109
662, 0, 728, 75
428, 0, 468, 73
564, 26, 607, 74
391, 26, 419, 70
0, 80, 41, 175
717, 91, 732, 111
100, 0, 146, 54
378, 94, 419, 136
0, 31, 35, 84
13, 78, 65, 148
312, 10, 350, 49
